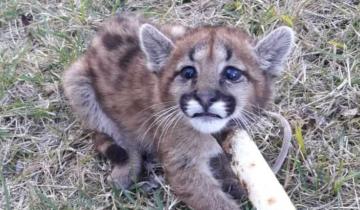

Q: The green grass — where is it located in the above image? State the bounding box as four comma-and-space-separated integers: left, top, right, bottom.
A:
1, 0, 359, 209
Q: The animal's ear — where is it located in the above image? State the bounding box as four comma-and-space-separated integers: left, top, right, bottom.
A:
255, 26, 295, 76
139, 24, 174, 72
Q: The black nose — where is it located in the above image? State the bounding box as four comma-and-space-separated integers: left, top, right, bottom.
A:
194, 89, 219, 110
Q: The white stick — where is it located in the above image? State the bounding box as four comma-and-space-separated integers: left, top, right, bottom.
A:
224, 130, 295, 210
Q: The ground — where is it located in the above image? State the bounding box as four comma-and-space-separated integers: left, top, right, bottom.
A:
0, 0, 359, 209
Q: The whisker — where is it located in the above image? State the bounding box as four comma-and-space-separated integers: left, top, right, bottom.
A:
157, 111, 182, 149
137, 105, 178, 130
140, 105, 178, 127
152, 108, 179, 140
241, 111, 263, 132
158, 110, 179, 140
136, 101, 176, 120
238, 115, 250, 132
135, 101, 176, 116
153, 109, 179, 149
170, 112, 183, 136
139, 106, 178, 142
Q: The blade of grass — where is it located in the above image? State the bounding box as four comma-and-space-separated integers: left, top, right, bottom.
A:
295, 125, 306, 155
0, 168, 11, 210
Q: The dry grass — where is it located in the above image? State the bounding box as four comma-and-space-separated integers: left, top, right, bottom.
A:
1, 0, 359, 209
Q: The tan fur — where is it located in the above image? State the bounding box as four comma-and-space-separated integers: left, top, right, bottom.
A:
63, 14, 292, 209
160, 124, 240, 210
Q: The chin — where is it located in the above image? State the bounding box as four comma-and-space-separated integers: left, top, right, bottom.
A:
189, 117, 229, 134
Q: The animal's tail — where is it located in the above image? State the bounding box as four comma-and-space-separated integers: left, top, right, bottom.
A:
62, 58, 122, 142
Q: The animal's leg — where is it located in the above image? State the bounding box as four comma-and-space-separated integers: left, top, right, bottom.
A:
93, 133, 142, 189
209, 152, 247, 200
162, 149, 244, 210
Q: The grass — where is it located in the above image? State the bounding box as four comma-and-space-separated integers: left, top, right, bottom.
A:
0, 0, 359, 209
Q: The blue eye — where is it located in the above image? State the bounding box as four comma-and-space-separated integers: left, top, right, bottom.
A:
223, 66, 242, 82
180, 66, 197, 79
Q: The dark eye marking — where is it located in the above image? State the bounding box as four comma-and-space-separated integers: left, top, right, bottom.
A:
189, 47, 195, 61
180, 66, 197, 80
225, 45, 232, 61
223, 66, 243, 82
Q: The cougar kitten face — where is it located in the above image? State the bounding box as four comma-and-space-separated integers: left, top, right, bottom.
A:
140, 24, 294, 134
170, 43, 251, 134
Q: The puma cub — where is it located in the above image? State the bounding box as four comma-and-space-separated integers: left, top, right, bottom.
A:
63, 14, 294, 210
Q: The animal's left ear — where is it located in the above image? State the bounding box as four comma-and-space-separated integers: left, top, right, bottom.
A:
139, 24, 174, 73
255, 26, 295, 76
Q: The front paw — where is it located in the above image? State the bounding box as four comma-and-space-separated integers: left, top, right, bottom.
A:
222, 178, 247, 200
107, 165, 135, 190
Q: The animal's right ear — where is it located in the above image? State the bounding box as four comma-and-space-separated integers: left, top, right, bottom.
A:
139, 24, 174, 73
